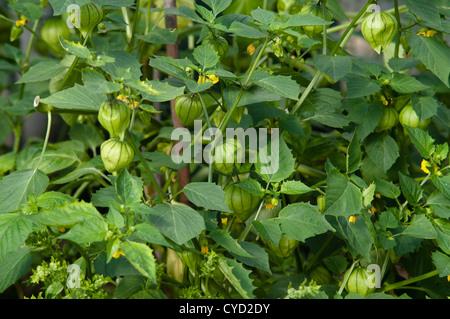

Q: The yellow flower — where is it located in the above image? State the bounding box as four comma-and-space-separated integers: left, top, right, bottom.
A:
421, 159, 437, 174
16, 17, 27, 27
417, 30, 438, 38
349, 215, 357, 224
198, 74, 219, 85
447, 275, 450, 282
201, 245, 209, 254
265, 202, 275, 210
113, 249, 125, 259
117, 94, 138, 110
247, 43, 256, 55
57, 227, 66, 232
221, 217, 228, 225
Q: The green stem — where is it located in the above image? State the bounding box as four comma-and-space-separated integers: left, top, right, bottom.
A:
217, 37, 271, 135
338, 258, 360, 295
127, 0, 141, 53
57, 35, 89, 92
394, 0, 403, 58
125, 130, 167, 201
198, 94, 213, 183
321, 0, 327, 55
35, 112, 52, 172
382, 270, 439, 292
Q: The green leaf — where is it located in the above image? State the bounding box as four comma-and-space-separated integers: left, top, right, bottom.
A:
409, 35, 450, 87
16, 61, 66, 84
209, 229, 253, 258
324, 169, 363, 218
227, 21, 267, 39
36, 191, 76, 209
23, 149, 80, 174
115, 168, 144, 208
29, 201, 102, 228
132, 223, 174, 249
378, 210, 400, 230
348, 102, 384, 141
365, 133, 400, 172
59, 38, 91, 59
0, 169, 49, 214
0, 214, 36, 261
59, 217, 108, 244
230, 241, 271, 274
330, 215, 373, 260
346, 132, 362, 174
411, 94, 439, 121
431, 175, 450, 200
312, 55, 352, 82
69, 123, 104, 150
253, 219, 282, 246
82, 69, 121, 94
398, 172, 423, 207
427, 191, 450, 219
390, 74, 429, 94
280, 180, 314, 195
277, 13, 333, 28
121, 241, 157, 283
403, 0, 449, 32
235, 178, 264, 197
255, 136, 296, 183
126, 80, 185, 102
404, 126, 435, 159
100, 50, 142, 81
344, 75, 381, 99
51, 160, 104, 185
183, 182, 232, 213
401, 215, 437, 239
0, 247, 33, 293
374, 177, 401, 199
137, 28, 178, 45
39, 84, 106, 113
251, 7, 276, 25
252, 71, 301, 100
193, 44, 219, 69
148, 204, 205, 245
217, 255, 255, 299
202, 0, 232, 16
431, 251, 450, 277
273, 203, 335, 242
387, 57, 420, 72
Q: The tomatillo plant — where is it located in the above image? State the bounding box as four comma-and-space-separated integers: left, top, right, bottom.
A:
0, 0, 448, 301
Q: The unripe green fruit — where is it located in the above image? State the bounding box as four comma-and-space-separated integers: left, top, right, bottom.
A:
344, 267, 376, 297
301, 4, 331, 39
361, 11, 397, 54
40, 18, 71, 54
399, 103, 431, 129
224, 183, 261, 221
202, 36, 229, 58
310, 265, 332, 285
267, 235, 299, 259
375, 107, 398, 132
98, 99, 131, 138
100, 138, 134, 173
174, 94, 203, 127
68, 2, 103, 36
277, 0, 302, 14
213, 139, 244, 175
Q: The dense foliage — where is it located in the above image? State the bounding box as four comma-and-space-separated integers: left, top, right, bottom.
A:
0, 0, 449, 299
